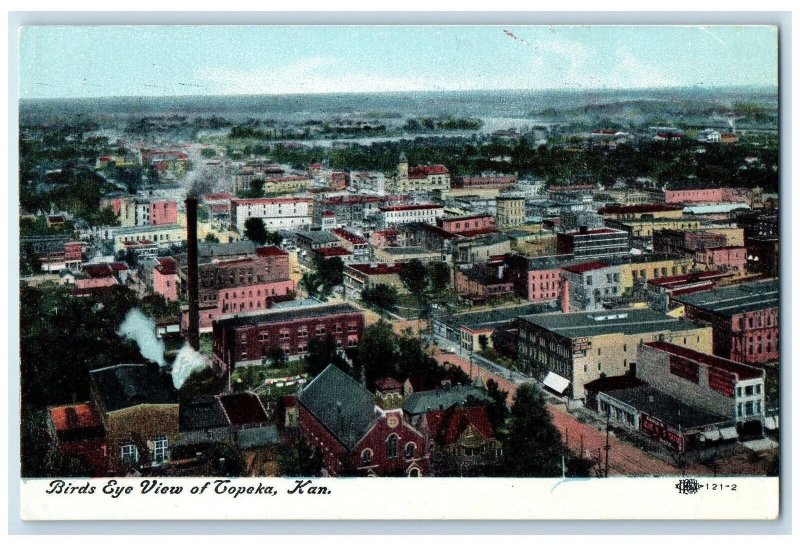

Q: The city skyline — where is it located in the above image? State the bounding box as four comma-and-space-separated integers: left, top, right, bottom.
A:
20, 25, 778, 99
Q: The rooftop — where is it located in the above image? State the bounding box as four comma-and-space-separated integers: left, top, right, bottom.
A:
426, 405, 494, 445
89, 363, 177, 413
255, 245, 288, 258
314, 246, 353, 257
380, 246, 436, 256
598, 204, 682, 215
437, 302, 552, 330
671, 279, 779, 317
562, 260, 612, 274
380, 204, 444, 212
218, 392, 269, 427
295, 230, 340, 245
347, 263, 405, 275
403, 385, 492, 415
297, 364, 377, 450
603, 385, 729, 431
48, 402, 103, 432
215, 303, 362, 329
330, 228, 368, 245
521, 308, 704, 339
644, 341, 764, 381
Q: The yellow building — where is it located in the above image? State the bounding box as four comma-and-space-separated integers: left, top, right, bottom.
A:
518, 309, 714, 399
390, 153, 451, 194
263, 176, 311, 195
606, 217, 701, 238
598, 204, 683, 221
496, 195, 526, 228
615, 254, 695, 293
701, 227, 745, 247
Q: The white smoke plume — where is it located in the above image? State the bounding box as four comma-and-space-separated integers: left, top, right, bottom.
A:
117, 308, 166, 366
171, 343, 209, 389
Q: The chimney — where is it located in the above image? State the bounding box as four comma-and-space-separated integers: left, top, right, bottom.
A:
185, 196, 200, 351
561, 279, 570, 314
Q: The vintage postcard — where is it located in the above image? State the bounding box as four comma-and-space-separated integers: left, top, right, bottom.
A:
15, 22, 781, 521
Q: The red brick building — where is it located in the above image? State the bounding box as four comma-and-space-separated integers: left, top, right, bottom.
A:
437, 214, 497, 236
673, 279, 779, 365
453, 174, 517, 189
297, 365, 429, 477
47, 402, 108, 476
212, 303, 365, 372
693, 246, 747, 276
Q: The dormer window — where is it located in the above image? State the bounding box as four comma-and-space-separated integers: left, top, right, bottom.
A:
387, 434, 398, 459
404, 442, 416, 460
361, 449, 372, 466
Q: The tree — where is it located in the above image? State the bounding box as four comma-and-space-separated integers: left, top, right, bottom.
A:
399, 259, 427, 296
264, 230, 283, 247
306, 335, 349, 378
277, 438, 324, 477
361, 283, 398, 310
249, 179, 265, 198
478, 334, 489, 352
354, 321, 399, 388
307, 254, 344, 298
502, 384, 565, 477
427, 261, 451, 293
265, 346, 287, 368
243, 217, 268, 245
300, 272, 322, 299
204, 233, 220, 243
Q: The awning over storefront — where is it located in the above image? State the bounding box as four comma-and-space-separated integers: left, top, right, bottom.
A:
764, 416, 779, 430
719, 427, 739, 440
543, 372, 570, 394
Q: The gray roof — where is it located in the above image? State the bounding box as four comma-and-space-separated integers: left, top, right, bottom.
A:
437, 302, 554, 330
380, 246, 436, 255
237, 425, 280, 449
180, 395, 229, 432
215, 303, 361, 329
297, 365, 377, 450
295, 230, 340, 245
603, 386, 730, 431
90, 363, 177, 412
403, 385, 492, 416
198, 241, 256, 261
672, 279, 779, 317
520, 308, 704, 339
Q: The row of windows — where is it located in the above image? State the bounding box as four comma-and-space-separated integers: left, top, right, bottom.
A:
361, 436, 416, 465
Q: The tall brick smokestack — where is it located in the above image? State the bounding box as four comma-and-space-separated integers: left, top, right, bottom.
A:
185, 196, 200, 351
561, 279, 570, 314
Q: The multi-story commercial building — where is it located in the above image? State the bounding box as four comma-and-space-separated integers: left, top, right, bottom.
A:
454, 265, 515, 305
495, 195, 526, 228
597, 204, 684, 221
652, 229, 728, 257
454, 233, 512, 264
377, 204, 445, 229
373, 246, 443, 265
672, 279, 779, 365
313, 195, 408, 229
605, 217, 701, 239
746, 237, 779, 277
438, 214, 497, 236
453, 174, 517, 190
611, 254, 694, 294
152, 256, 179, 302
100, 196, 178, 227
505, 254, 574, 303
212, 303, 365, 372
343, 262, 407, 300
349, 171, 386, 195
561, 261, 621, 312
637, 341, 766, 436
645, 270, 735, 313
230, 197, 312, 233
330, 228, 371, 262
518, 308, 713, 399
111, 224, 185, 252
556, 227, 630, 260
664, 187, 752, 205
693, 246, 747, 277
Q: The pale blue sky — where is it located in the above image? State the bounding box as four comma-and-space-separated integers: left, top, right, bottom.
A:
19, 25, 778, 99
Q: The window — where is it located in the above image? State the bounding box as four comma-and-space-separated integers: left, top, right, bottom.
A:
387, 434, 398, 459
361, 449, 372, 465
756, 384, 762, 395
152, 437, 168, 466
404, 442, 416, 460
745, 401, 754, 416
745, 385, 754, 396
121, 443, 138, 466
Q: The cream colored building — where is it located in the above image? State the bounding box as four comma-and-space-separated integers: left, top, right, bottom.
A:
390, 153, 451, 194
606, 217, 701, 239
615, 255, 695, 293
496, 195, 526, 228
518, 308, 713, 399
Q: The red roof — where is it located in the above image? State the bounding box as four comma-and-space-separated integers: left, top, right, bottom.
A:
322, 211, 335, 217
375, 377, 403, 391
348, 263, 404, 275
563, 260, 611, 274
281, 395, 298, 408
598, 204, 682, 215
330, 228, 368, 245
645, 341, 763, 380
155, 256, 177, 275
48, 403, 103, 432
265, 176, 308, 183
380, 204, 443, 212
426, 406, 494, 445
82, 264, 114, 278
203, 192, 233, 202
218, 392, 268, 427
255, 246, 288, 258
314, 246, 352, 257
408, 164, 449, 179
108, 261, 129, 271
373, 229, 399, 237
232, 197, 310, 206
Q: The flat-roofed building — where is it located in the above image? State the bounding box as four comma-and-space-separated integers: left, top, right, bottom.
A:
212, 303, 365, 372
374, 246, 442, 264
518, 309, 713, 399
556, 227, 630, 261
637, 341, 766, 435
561, 261, 621, 312
343, 262, 407, 300
230, 197, 312, 232
495, 195, 526, 228
377, 204, 444, 229
672, 279, 779, 365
